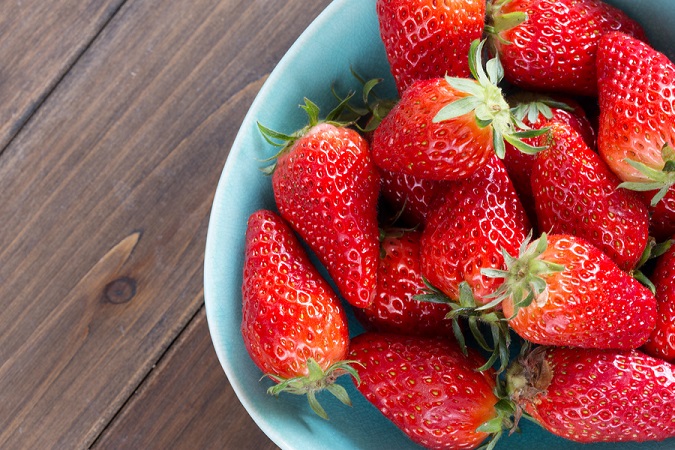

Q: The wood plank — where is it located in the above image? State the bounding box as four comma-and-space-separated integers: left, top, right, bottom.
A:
93, 307, 280, 450
0, 0, 330, 447
0, 0, 126, 151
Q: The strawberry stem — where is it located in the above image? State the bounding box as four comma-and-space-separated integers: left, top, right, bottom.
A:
432, 39, 549, 159
618, 143, 675, 206
482, 233, 565, 318
416, 281, 512, 373
266, 358, 362, 420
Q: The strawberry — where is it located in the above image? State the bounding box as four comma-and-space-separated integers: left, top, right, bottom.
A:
420, 156, 531, 304
376, 0, 486, 95
596, 32, 675, 209
354, 228, 453, 337
643, 239, 675, 362
348, 332, 511, 450
378, 168, 448, 226
241, 210, 357, 418
530, 122, 650, 271
502, 94, 596, 224
485, 233, 657, 349
507, 346, 675, 443
261, 99, 380, 308
648, 189, 675, 241
487, 0, 646, 96
372, 40, 546, 182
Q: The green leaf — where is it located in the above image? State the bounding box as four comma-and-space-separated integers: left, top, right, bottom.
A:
623, 158, 669, 182
452, 318, 468, 356
486, 56, 504, 85
503, 133, 547, 155
477, 417, 504, 434
633, 270, 656, 294
300, 98, 321, 127
492, 11, 527, 33
433, 96, 482, 123
257, 122, 295, 145
468, 39, 484, 83
493, 127, 506, 159
445, 76, 484, 97
511, 127, 549, 139
326, 383, 352, 407
307, 391, 329, 420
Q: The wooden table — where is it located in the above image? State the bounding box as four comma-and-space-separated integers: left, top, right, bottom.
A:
0, 0, 333, 447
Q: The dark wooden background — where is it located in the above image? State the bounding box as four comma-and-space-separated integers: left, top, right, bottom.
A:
0, 0, 332, 447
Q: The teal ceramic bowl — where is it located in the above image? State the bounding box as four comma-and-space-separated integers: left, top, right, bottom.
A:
204, 1, 675, 448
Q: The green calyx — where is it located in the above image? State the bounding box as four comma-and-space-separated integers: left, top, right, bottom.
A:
481, 233, 565, 318
618, 142, 675, 206
266, 358, 361, 420
632, 236, 674, 293
508, 93, 575, 125
485, 0, 527, 43
340, 68, 398, 133
432, 39, 548, 159
416, 280, 512, 374
257, 95, 358, 175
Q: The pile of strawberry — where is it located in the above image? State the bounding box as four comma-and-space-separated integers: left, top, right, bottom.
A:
239, 0, 675, 448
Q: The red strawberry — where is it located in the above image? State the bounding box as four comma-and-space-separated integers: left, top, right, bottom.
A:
596, 32, 675, 209
507, 346, 675, 443
348, 332, 509, 450
647, 190, 675, 241
420, 156, 531, 303
531, 122, 649, 271
486, 233, 657, 349
376, 0, 485, 95
263, 99, 380, 308
372, 40, 546, 182
354, 228, 453, 337
378, 168, 448, 226
487, 0, 646, 96
241, 210, 356, 418
503, 94, 596, 224
643, 239, 675, 362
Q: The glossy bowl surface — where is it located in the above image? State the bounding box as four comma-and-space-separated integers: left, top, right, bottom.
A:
204, 1, 675, 448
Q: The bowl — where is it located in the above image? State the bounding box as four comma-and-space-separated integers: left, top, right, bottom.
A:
203, 1, 675, 448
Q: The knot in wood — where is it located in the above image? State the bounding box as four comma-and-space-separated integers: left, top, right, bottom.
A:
104, 277, 137, 304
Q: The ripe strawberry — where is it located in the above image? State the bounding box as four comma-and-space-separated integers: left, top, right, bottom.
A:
372, 40, 546, 181
420, 156, 531, 304
531, 122, 649, 271
643, 239, 675, 362
596, 32, 675, 208
487, 0, 646, 96
485, 233, 657, 349
241, 210, 357, 418
262, 99, 380, 308
502, 94, 596, 224
648, 190, 675, 241
376, 0, 485, 95
507, 346, 675, 443
378, 168, 448, 226
348, 332, 510, 450
354, 228, 453, 337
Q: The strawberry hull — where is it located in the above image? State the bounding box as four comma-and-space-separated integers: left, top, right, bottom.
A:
511, 347, 675, 443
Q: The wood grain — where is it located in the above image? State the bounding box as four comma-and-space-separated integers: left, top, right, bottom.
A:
0, 0, 330, 447
93, 308, 280, 450
0, 0, 126, 152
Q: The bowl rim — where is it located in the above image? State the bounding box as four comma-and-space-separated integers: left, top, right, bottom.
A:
203, 1, 356, 448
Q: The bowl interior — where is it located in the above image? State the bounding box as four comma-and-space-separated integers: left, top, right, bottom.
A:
204, 1, 675, 449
